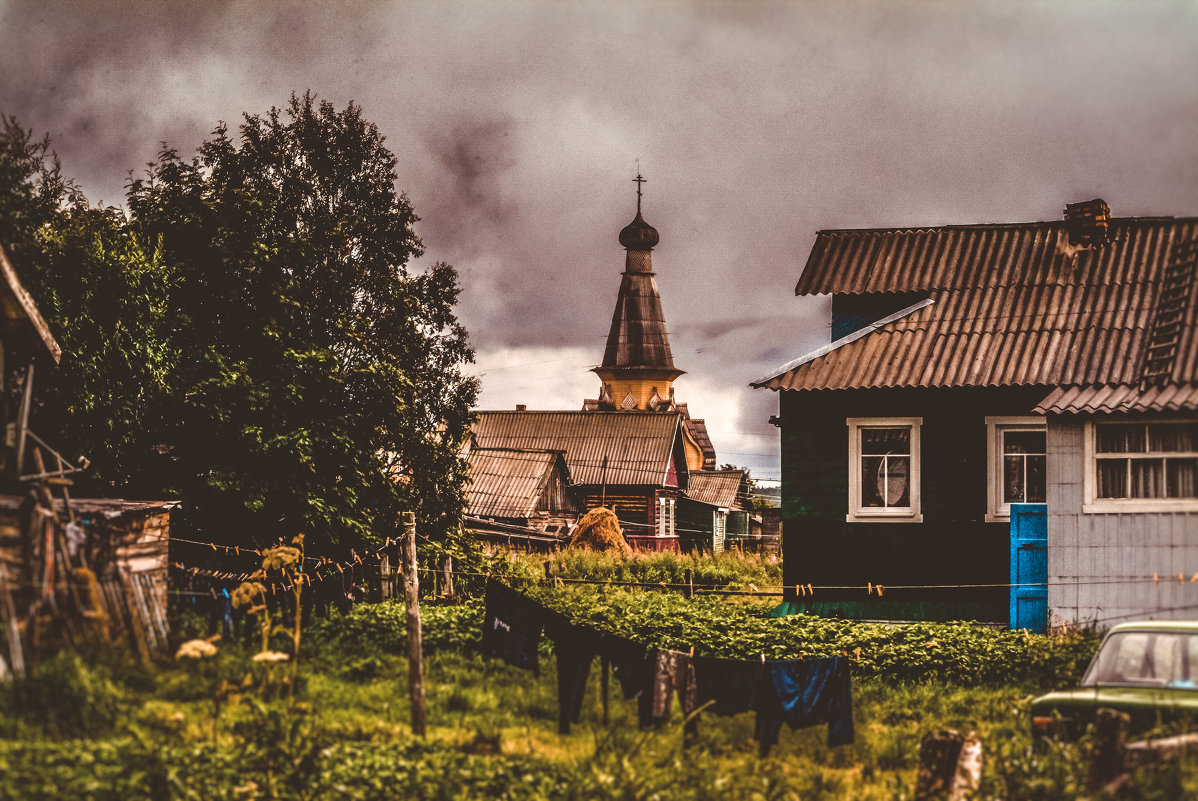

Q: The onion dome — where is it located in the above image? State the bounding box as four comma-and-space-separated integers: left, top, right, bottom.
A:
619, 211, 660, 250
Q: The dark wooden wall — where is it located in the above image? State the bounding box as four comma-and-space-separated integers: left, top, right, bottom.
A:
778, 386, 1047, 621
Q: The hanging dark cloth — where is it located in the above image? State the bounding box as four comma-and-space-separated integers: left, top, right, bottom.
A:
597, 633, 658, 728
481, 580, 544, 675
693, 656, 765, 717
544, 611, 602, 734
754, 657, 854, 755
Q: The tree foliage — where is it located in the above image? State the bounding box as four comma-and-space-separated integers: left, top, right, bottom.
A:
0, 94, 478, 554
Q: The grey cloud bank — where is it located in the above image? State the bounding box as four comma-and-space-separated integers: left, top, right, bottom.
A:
2, 0, 1196, 479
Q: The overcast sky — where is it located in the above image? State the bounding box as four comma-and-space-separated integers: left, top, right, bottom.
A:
2, 0, 1197, 481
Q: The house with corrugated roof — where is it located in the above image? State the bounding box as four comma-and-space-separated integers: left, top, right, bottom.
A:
753, 200, 1198, 627
467, 177, 743, 552
463, 447, 577, 540
470, 410, 694, 551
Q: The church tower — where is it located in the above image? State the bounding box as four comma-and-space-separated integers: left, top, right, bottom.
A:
593, 175, 685, 412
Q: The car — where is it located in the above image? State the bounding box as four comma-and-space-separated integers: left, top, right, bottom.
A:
1030, 620, 1198, 738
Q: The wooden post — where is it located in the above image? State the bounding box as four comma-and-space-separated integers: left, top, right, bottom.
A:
1089, 708, 1129, 790
440, 554, 454, 599
379, 553, 391, 602
915, 729, 964, 801
684, 569, 694, 599
544, 560, 554, 582
400, 512, 427, 737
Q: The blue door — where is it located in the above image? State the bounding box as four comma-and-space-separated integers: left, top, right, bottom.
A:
1010, 503, 1048, 632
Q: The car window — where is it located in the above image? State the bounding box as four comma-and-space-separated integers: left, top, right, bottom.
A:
1083, 630, 1198, 687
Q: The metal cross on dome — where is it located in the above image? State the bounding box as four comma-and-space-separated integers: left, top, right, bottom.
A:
633, 173, 646, 214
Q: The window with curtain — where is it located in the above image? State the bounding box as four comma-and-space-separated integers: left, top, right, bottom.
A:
847, 418, 922, 521
1094, 421, 1198, 500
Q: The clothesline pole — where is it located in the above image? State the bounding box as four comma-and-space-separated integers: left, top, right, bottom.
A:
400, 511, 427, 737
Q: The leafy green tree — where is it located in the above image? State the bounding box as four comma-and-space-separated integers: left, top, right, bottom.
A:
126, 93, 478, 552
0, 118, 175, 493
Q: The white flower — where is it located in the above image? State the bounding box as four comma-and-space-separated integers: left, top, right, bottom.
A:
175, 639, 218, 659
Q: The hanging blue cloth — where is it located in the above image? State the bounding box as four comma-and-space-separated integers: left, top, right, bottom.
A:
755, 657, 854, 753
220, 587, 234, 635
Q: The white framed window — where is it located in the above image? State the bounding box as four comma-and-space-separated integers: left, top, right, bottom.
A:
657, 496, 676, 536
846, 418, 922, 522
1084, 420, 1198, 513
986, 416, 1047, 522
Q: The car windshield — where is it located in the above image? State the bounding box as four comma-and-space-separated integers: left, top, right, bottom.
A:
1083, 630, 1198, 688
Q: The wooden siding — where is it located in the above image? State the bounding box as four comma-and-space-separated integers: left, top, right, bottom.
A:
780, 386, 1047, 621
578, 489, 652, 530
1046, 419, 1198, 627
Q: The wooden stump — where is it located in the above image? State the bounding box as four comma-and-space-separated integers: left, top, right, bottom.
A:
916, 729, 964, 801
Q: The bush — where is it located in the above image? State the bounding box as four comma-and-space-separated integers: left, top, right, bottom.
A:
0, 651, 128, 738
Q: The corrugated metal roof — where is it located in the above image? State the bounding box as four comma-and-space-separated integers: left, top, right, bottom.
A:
1035, 384, 1198, 415
466, 448, 566, 519
685, 469, 745, 509
471, 411, 681, 486
756, 282, 1158, 391
757, 215, 1198, 394
794, 217, 1198, 296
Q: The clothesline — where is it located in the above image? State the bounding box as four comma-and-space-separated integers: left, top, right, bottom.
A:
481, 579, 854, 754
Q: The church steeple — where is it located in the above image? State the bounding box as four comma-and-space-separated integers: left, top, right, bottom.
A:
594, 174, 683, 411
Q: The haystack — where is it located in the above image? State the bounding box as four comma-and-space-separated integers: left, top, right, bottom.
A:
567, 507, 633, 557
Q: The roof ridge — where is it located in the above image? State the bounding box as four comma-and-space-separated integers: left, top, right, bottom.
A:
816, 215, 1198, 236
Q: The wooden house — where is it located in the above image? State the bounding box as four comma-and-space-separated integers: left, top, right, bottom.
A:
463, 447, 578, 543
754, 200, 1198, 626
677, 467, 747, 553
470, 410, 693, 551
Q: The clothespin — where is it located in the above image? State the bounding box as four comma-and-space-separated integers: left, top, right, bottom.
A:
807, 583, 813, 596
235, 546, 240, 556
867, 582, 873, 596
760, 653, 765, 663
688, 646, 694, 658
877, 584, 885, 596
337, 564, 344, 574
1154, 573, 1160, 585
211, 543, 217, 551
1180, 573, 1185, 586
854, 647, 862, 660
1191, 573, 1198, 583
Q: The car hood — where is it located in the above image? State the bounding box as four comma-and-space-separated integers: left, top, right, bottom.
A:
1033, 685, 1198, 715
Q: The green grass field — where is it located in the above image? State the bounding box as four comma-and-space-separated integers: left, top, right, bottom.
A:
1, 549, 1196, 800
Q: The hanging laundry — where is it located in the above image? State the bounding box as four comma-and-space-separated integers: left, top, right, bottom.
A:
754, 657, 854, 755
693, 656, 765, 717
219, 587, 234, 635
645, 648, 696, 728
481, 580, 544, 675
543, 610, 602, 734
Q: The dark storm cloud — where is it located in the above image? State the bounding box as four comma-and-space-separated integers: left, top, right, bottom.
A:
2, 0, 1197, 477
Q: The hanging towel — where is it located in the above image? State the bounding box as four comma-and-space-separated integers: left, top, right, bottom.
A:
754, 657, 854, 755
481, 580, 544, 675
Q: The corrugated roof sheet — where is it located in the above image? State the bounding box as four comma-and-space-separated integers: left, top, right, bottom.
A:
685, 469, 745, 509
1035, 384, 1198, 415
794, 218, 1198, 296
466, 448, 565, 519
757, 215, 1198, 396
471, 411, 681, 486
